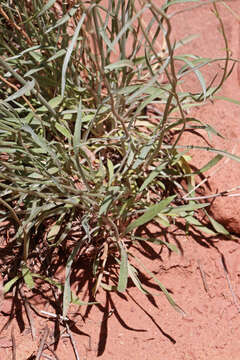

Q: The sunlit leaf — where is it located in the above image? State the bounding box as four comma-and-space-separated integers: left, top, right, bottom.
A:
22, 265, 35, 289
205, 212, 230, 235
165, 202, 210, 216
4, 276, 19, 293
55, 123, 72, 139
199, 155, 223, 173
125, 196, 176, 234
104, 60, 135, 72
37, 96, 63, 112
185, 215, 216, 235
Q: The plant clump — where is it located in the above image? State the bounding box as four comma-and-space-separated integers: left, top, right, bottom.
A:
0, 0, 239, 319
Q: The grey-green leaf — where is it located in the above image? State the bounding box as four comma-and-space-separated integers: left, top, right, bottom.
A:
4, 276, 19, 293
63, 241, 83, 319
117, 242, 128, 292
104, 60, 135, 72
205, 212, 229, 235
37, 0, 57, 17
61, 13, 86, 96
5, 80, 35, 102
165, 202, 210, 216
125, 195, 176, 234
22, 265, 35, 289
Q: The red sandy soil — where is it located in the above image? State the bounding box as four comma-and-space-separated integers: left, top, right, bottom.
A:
1, 228, 240, 360
1, 1, 240, 360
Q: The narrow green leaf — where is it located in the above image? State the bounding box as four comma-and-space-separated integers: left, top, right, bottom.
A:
37, 95, 63, 112
117, 84, 140, 96
99, 194, 113, 216
21, 124, 61, 167
73, 98, 82, 155
204, 124, 224, 139
107, 159, 114, 187
100, 283, 118, 291
4, 276, 19, 293
117, 242, 128, 292
99, 27, 117, 54
37, 0, 57, 17
5, 80, 35, 102
139, 162, 168, 192
7, 45, 41, 61
125, 195, 176, 234
213, 96, 240, 105
134, 236, 179, 253
162, 0, 201, 11
22, 265, 35, 289
175, 34, 199, 50
71, 292, 98, 306
185, 215, 216, 235
111, 4, 150, 48
47, 224, 61, 243
24, 67, 45, 77
165, 202, 210, 216
126, 66, 170, 105
0, 148, 16, 154
55, 123, 72, 139
132, 139, 155, 169
170, 145, 240, 163
205, 212, 229, 235
128, 263, 149, 295
45, 4, 80, 33
47, 49, 66, 63
61, 13, 86, 96
63, 241, 83, 319
135, 92, 162, 116
155, 214, 170, 227
104, 60, 135, 72
199, 154, 223, 173
32, 274, 64, 289
177, 56, 206, 100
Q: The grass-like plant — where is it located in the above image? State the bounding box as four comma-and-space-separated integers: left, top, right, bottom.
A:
0, 0, 239, 321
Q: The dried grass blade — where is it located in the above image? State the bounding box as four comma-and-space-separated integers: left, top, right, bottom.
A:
36, 325, 49, 360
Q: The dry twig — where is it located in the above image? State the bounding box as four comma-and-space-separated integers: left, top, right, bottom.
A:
44, 344, 61, 360
197, 260, 209, 295
221, 255, 240, 313
65, 322, 80, 360
0, 5, 32, 45
11, 326, 16, 360
36, 325, 49, 360
19, 287, 36, 341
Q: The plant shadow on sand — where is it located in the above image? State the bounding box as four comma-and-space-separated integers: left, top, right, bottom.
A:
1, 218, 240, 358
